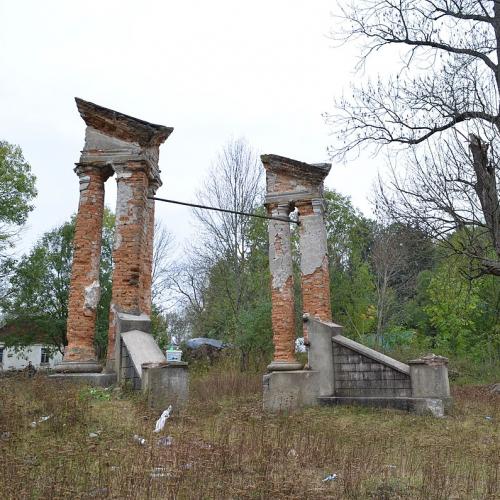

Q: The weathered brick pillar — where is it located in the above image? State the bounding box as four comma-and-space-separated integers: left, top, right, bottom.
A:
297, 198, 332, 339
63, 165, 109, 366
107, 161, 150, 367
140, 181, 160, 316
267, 203, 303, 371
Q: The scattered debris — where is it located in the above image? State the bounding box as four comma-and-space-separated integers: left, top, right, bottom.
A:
133, 434, 146, 445
182, 462, 193, 470
490, 383, 500, 395
1, 431, 11, 440
485, 416, 493, 421
150, 466, 171, 479
323, 474, 338, 482
287, 448, 298, 458
157, 435, 173, 447
30, 415, 52, 428
385, 464, 397, 469
154, 405, 173, 433
84, 487, 108, 498
89, 432, 101, 438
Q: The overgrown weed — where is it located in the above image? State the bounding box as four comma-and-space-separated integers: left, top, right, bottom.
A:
0, 369, 498, 499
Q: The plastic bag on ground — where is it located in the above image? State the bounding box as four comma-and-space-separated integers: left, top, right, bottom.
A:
154, 405, 173, 433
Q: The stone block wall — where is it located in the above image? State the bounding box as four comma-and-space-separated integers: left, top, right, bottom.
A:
120, 338, 141, 390
333, 343, 411, 398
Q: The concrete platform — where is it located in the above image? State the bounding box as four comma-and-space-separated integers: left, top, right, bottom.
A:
48, 372, 117, 387
318, 396, 444, 417
263, 370, 320, 412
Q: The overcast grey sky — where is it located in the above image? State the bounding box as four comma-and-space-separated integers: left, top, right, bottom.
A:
0, 0, 377, 254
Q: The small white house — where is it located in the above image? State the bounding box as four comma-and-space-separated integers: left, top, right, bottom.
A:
0, 343, 62, 371
0, 321, 63, 372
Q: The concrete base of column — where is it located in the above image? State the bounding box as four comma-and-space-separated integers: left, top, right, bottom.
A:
48, 372, 116, 387
53, 360, 103, 373
263, 370, 319, 412
142, 361, 189, 411
267, 360, 303, 371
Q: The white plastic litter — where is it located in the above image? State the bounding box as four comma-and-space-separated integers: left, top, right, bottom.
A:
485, 416, 493, 421
157, 435, 173, 447
323, 474, 338, 482
154, 405, 173, 433
133, 434, 146, 445
150, 466, 171, 479
30, 415, 52, 428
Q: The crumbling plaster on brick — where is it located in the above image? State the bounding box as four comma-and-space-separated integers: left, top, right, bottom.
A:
299, 212, 328, 276
268, 209, 293, 291
78, 175, 91, 192
84, 127, 142, 155
84, 280, 101, 310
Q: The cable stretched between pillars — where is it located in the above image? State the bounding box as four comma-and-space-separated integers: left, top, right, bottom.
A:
149, 196, 300, 225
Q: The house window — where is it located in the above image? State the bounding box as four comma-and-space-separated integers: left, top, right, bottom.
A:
40, 347, 50, 365
0, 347, 3, 364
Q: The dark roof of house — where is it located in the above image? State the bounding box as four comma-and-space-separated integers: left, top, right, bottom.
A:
0, 319, 60, 345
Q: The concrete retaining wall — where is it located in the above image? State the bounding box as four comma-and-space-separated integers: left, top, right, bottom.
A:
333, 342, 411, 398
306, 317, 451, 416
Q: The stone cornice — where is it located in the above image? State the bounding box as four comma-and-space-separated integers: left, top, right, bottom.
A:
261, 154, 331, 183
75, 97, 174, 147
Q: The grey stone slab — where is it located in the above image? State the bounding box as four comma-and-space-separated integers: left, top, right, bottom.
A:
318, 396, 445, 416
121, 330, 165, 379
48, 372, 117, 387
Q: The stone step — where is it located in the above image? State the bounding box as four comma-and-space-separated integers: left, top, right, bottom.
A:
48, 372, 117, 387
318, 396, 444, 416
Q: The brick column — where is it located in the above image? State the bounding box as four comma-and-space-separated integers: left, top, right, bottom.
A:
64, 165, 108, 365
107, 161, 149, 367
297, 199, 332, 340
267, 203, 302, 371
139, 181, 159, 316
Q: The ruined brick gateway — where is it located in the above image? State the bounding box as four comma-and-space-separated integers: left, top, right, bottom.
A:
55, 99, 451, 417
56, 98, 173, 373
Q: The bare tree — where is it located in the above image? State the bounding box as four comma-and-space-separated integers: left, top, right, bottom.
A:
328, 0, 500, 277
152, 220, 175, 307
192, 138, 263, 323
172, 138, 264, 368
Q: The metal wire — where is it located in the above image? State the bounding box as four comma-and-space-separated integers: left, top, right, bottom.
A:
148, 196, 299, 224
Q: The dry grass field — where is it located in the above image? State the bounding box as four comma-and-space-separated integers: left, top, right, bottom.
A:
0, 367, 498, 499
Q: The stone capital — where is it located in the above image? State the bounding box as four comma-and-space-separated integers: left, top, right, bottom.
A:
112, 161, 145, 179
73, 164, 112, 192
147, 179, 162, 198
266, 202, 292, 218
296, 198, 325, 216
